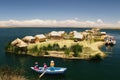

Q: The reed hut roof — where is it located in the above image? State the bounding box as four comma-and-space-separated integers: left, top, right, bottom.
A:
50, 31, 61, 37
50, 31, 65, 37
70, 31, 78, 34
35, 34, 46, 39
101, 32, 106, 35
73, 31, 77, 33
22, 36, 35, 42
58, 31, 65, 34
11, 38, 27, 47
73, 32, 83, 39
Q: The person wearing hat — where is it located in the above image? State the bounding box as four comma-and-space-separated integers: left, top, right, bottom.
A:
43, 63, 47, 70
50, 60, 55, 70
34, 62, 39, 70
50, 60, 55, 67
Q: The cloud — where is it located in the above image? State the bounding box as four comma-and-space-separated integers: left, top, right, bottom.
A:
97, 19, 104, 24
0, 19, 120, 28
74, 18, 79, 20
118, 21, 120, 24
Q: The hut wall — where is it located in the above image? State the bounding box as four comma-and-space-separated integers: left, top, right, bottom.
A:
39, 38, 46, 42
50, 36, 63, 40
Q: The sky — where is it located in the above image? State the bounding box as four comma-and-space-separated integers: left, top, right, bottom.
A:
0, 0, 120, 28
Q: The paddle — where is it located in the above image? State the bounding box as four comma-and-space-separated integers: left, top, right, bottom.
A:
39, 68, 48, 78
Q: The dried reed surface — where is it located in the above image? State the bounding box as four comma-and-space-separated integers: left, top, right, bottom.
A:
28, 40, 106, 58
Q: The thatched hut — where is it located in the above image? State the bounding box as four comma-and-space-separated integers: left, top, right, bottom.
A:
101, 32, 107, 35
22, 36, 35, 43
34, 34, 46, 43
11, 38, 28, 53
49, 31, 65, 39
69, 31, 77, 35
73, 31, 83, 41
11, 38, 27, 47
85, 28, 100, 35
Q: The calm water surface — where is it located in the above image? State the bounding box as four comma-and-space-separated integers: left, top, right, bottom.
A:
0, 28, 120, 80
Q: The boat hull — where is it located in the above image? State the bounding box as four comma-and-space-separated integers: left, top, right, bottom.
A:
105, 41, 116, 47
30, 67, 67, 74
105, 42, 114, 46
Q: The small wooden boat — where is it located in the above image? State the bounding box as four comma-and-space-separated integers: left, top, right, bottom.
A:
30, 67, 67, 74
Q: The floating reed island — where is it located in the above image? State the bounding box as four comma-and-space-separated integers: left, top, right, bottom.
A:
6, 28, 114, 60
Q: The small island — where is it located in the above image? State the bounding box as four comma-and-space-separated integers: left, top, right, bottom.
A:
6, 28, 110, 60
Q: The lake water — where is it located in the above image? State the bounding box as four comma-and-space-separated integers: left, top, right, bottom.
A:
0, 28, 120, 80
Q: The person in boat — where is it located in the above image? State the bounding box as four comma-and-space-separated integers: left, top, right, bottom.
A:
50, 60, 55, 70
43, 63, 47, 70
34, 62, 39, 70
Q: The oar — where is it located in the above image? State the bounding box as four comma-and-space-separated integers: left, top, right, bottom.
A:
39, 69, 47, 78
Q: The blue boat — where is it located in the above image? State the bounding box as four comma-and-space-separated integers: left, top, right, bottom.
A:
30, 67, 67, 74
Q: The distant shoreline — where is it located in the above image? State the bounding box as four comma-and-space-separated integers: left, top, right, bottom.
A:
0, 26, 120, 30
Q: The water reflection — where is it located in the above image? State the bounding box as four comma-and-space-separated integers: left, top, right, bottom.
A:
105, 46, 113, 52
41, 74, 66, 80
105, 45, 115, 58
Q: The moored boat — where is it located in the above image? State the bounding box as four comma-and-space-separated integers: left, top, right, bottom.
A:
105, 40, 116, 46
105, 36, 116, 46
30, 67, 67, 74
